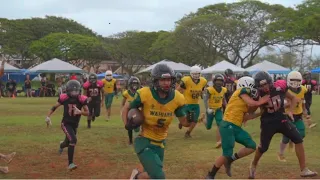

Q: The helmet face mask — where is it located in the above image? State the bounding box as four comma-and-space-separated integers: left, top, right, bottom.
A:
190, 66, 201, 80
151, 64, 175, 94
66, 80, 81, 98
89, 74, 97, 84
237, 76, 258, 98
105, 70, 112, 80
287, 71, 302, 89
128, 77, 141, 93
213, 74, 224, 87
253, 71, 273, 94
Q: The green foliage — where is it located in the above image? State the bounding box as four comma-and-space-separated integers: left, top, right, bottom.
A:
29, 33, 108, 66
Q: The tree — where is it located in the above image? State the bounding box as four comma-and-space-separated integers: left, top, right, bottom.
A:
174, 1, 289, 67
0, 16, 97, 65
105, 31, 160, 75
29, 33, 108, 68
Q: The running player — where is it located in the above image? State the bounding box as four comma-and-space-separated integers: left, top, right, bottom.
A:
302, 71, 317, 128
206, 76, 269, 179
203, 74, 227, 148
121, 76, 141, 145
249, 71, 317, 178
102, 70, 118, 121
175, 72, 183, 90
177, 65, 207, 138
122, 64, 190, 179
224, 69, 237, 102
82, 73, 104, 128
277, 71, 307, 162
45, 80, 89, 170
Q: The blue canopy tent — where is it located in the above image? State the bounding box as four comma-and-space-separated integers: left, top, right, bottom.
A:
0, 69, 39, 83
97, 73, 123, 80
311, 67, 320, 73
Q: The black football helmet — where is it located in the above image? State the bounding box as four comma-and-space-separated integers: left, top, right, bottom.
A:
128, 76, 141, 93
213, 74, 224, 87
225, 69, 234, 77
151, 64, 176, 93
175, 72, 183, 83
66, 80, 81, 97
88, 73, 98, 84
253, 71, 273, 93
243, 71, 251, 77
303, 71, 311, 81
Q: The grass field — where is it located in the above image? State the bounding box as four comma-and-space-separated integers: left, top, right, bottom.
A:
0, 96, 320, 179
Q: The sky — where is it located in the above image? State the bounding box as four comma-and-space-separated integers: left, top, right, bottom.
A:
0, 0, 305, 36
0, 0, 318, 56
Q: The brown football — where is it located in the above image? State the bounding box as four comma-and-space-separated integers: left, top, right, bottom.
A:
127, 108, 144, 126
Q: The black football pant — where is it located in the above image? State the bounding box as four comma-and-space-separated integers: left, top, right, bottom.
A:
61, 122, 77, 165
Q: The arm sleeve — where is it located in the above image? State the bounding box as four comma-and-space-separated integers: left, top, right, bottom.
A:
129, 92, 143, 109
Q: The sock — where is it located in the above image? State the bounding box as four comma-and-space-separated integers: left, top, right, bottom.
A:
128, 130, 133, 143
68, 145, 75, 165
231, 153, 240, 161
209, 165, 220, 177
87, 120, 91, 127
279, 142, 287, 155
186, 131, 190, 135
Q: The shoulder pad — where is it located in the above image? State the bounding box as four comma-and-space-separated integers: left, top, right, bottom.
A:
83, 81, 91, 89
274, 80, 287, 92
78, 95, 88, 104
97, 80, 104, 87
59, 94, 69, 103
311, 80, 317, 85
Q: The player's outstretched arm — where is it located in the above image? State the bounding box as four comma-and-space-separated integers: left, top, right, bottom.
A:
121, 102, 130, 126
240, 93, 269, 107
47, 102, 61, 117
203, 90, 209, 110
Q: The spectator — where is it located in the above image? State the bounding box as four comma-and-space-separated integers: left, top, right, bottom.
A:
70, 73, 77, 80
40, 76, 47, 97
6, 79, 16, 97
25, 74, 32, 97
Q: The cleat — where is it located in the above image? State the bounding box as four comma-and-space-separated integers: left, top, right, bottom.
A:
277, 152, 287, 162
184, 133, 192, 138
3, 152, 16, 164
215, 142, 222, 149
205, 172, 215, 179
129, 168, 139, 179
58, 141, 64, 155
0, 166, 9, 174
300, 167, 317, 177
309, 123, 317, 128
68, 163, 77, 171
178, 123, 182, 129
248, 162, 256, 179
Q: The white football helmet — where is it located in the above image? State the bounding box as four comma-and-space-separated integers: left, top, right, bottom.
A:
237, 76, 257, 98
190, 65, 201, 80
105, 70, 113, 80
287, 71, 302, 88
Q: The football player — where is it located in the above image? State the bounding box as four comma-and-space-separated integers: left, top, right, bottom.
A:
302, 71, 317, 128
82, 73, 104, 128
121, 76, 141, 145
203, 74, 227, 148
224, 69, 237, 103
206, 76, 269, 179
102, 70, 118, 121
122, 64, 190, 179
177, 65, 207, 138
277, 71, 308, 162
45, 80, 89, 170
175, 72, 183, 90
249, 71, 317, 178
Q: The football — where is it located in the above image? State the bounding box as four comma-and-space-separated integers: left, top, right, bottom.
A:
127, 108, 144, 127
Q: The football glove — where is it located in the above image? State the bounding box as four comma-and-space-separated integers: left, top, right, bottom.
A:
45, 116, 52, 127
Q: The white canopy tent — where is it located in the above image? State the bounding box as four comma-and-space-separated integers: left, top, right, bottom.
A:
28, 58, 84, 73
246, 60, 290, 74
201, 60, 245, 74
136, 59, 191, 74
0, 61, 20, 72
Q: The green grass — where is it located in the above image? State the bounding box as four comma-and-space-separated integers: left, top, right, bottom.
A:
0, 96, 320, 179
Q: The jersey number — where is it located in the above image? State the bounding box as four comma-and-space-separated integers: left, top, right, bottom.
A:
192, 93, 200, 99
157, 119, 166, 128
266, 95, 281, 113
68, 104, 77, 116
89, 88, 99, 96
